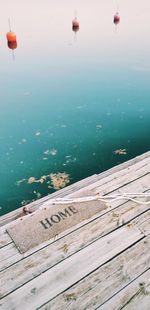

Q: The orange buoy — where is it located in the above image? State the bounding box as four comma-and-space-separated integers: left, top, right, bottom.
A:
72, 17, 79, 32
113, 12, 120, 25
6, 31, 17, 42
7, 40, 17, 50
7, 20, 18, 59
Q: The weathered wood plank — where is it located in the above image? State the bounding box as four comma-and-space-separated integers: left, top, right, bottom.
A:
67, 167, 150, 199
0, 152, 149, 227
0, 225, 143, 309
0, 175, 149, 271
38, 236, 150, 310
134, 210, 150, 236
0, 227, 12, 249
0, 243, 19, 266
99, 268, 150, 310
139, 218, 150, 236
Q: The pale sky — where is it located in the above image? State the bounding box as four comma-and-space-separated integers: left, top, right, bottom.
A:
1, 0, 150, 62
1, 0, 150, 36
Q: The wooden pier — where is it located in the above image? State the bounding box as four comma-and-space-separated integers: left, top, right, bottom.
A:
0, 151, 150, 309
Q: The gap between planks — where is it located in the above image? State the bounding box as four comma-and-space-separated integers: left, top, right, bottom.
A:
98, 268, 150, 310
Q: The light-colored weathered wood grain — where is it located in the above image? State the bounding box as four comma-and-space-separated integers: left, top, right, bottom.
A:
99, 268, 150, 310
0, 227, 12, 249
134, 210, 150, 236
67, 166, 150, 199
139, 218, 150, 236
41, 236, 150, 310
0, 224, 143, 309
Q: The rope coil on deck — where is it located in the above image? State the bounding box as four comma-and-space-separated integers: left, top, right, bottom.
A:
47, 193, 150, 206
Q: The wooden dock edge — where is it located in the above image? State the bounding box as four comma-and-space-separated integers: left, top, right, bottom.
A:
0, 151, 150, 227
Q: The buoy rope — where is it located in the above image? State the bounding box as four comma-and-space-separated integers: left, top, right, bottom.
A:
74, 9, 78, 18
8, 18, 11, 31
48, 193, 150, 206
116, 0, 119, 13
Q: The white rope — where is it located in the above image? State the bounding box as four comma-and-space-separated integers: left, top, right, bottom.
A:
48, 193, 150, 206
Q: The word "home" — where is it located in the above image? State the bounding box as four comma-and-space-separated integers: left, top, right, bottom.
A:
40, 205, 78, 229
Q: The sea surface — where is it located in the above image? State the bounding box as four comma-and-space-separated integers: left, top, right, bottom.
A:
1, 0, 150, 215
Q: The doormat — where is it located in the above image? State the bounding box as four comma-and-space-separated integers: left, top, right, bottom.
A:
7, 200, 107, 253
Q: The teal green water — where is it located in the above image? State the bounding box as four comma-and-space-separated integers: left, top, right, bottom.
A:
1, 0, 150, 215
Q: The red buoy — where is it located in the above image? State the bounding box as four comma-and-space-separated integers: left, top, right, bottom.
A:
113, 12, 120, 25
72, 17, 79, 32
7, 40, 17, 50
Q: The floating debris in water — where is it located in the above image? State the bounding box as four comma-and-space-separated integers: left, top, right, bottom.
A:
49, 148, 57, 156
35, 131, 41, 136
43, 148, 57, 156
17, 172, 70, 191
114, 149, 127, 155
42, 157, 48, 160
33, 191, 41, 199
61, 124, 67, 128
43, 150, 50, 155
27, 177, 37, 184
21, 138, 27, 143
16, 178, 26, 186
65, 157, 77, 164
38, 176, 46, 184
21, 200, 31, 206
27, 176, 47, 184
96, 124, 102, 129
50, 172, 70, 190
40, 175, 47, 181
